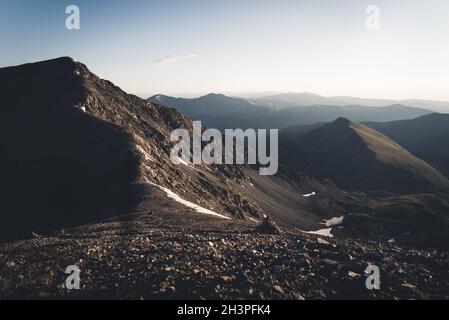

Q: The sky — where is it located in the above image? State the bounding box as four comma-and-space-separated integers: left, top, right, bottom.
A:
1, 0, 449, 100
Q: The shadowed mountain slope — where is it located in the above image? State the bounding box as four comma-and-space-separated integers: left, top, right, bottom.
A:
0, 58, 267, 241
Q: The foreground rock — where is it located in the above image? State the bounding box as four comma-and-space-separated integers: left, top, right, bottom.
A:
255, 216, 283, 235
0, 211, 448, 300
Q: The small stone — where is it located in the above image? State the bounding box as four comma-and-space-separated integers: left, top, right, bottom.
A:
221, 275, 233, 282
255, 217, 282, 235
293, 292, 305, 300
401, 283, 416, 289
166, 286, 176, 294
273, 285, 284, 294
317, 238, 330, 245
348, 271, 360, 279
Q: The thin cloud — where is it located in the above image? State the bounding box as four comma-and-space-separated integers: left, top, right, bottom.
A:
154, 54, 197, 66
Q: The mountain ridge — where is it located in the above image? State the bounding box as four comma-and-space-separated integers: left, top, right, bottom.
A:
365, 113, 449, 179
251, 92, 449, 113
148, 93, 432, 130
280, 117, 449, 194
0, 57, 267, 240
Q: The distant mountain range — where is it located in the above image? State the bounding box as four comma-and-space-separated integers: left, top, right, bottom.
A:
149, 94, 273, 130
250, 92, 449, 113
148, 94, 433, 131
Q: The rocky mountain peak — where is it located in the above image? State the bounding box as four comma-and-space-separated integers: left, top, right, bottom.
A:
0, 58, 266, 241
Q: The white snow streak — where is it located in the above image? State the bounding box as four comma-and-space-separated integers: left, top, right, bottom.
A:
302, 192, 316, 198
299, 228, 334, 238
144, 178, 230, 220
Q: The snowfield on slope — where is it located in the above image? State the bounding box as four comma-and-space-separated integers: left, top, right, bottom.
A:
144, 178, 231, 220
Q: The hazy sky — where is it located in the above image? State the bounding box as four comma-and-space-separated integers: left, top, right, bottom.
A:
1, 0, 449, 100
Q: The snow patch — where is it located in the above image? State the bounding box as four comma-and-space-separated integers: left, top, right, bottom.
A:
299, 228, 334, 238
298, 215, 345, 238
144, 178, 230, 220
74, 103, 86, 112
323, 216, 344, 227
302, 192, 316, 198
